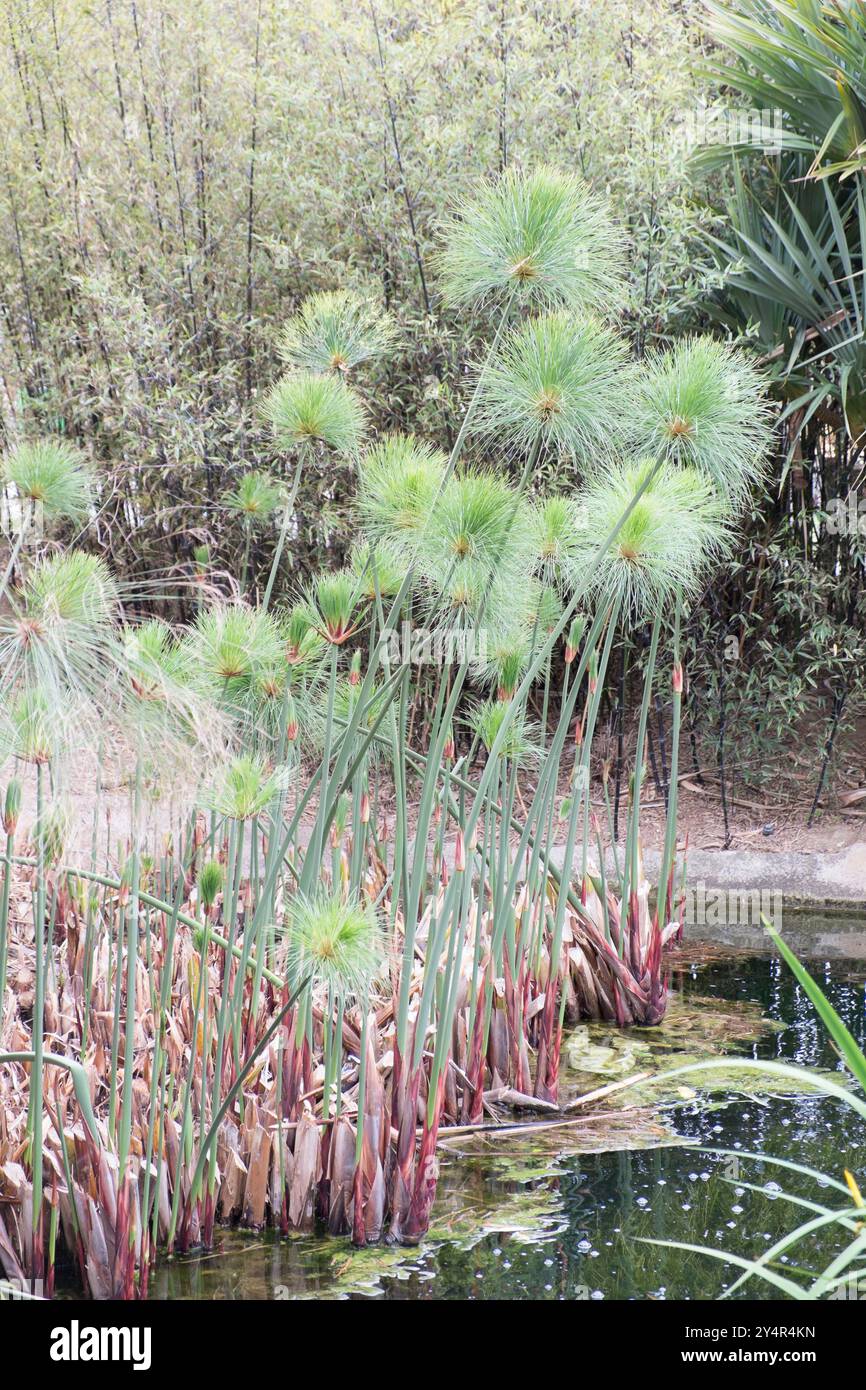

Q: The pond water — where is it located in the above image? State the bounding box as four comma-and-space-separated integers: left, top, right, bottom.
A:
146, 937, 866, 1301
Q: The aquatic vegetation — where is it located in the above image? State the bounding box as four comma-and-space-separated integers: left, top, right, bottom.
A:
0, 165, 771, 1301
0, 554, 134, 775
279, 601, 328, 672
183, 601, 284, 687
123, 619, 187, 699
349, 542, 404, 602
471, 628, 531, 701
223, 474, 283, 594
305, 569, 366, 645
1, 687, 58, 766
469, 697, 540, 762
565, 992, 797, 1104
22, 550, 118, 632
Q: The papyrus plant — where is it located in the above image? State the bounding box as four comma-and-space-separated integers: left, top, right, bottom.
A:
0, 167, 772, 1296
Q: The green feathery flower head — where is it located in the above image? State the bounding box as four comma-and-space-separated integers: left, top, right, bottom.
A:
230, 661, 313, 758
474, 312, 628, 461
261, 371, 366, 456
3, 779, 22, 834
123, 619, 186, 701
121, 618, 231, 768
222, 471, 282, 522
278, 290, 395, 374
208, 754, 289, 821
284, 891, 382, 999
528, 495, 590, 589
571, 459, 732, 618
248, 661, 288, 708
472, 627, 531, 700
2, 440, 91, 520
0, 556, 121, 762
425, 571, 512, 630
437, 166, 623, 313
415, 469, 533, 625
629, 337, 773, 505
1, 686, 56, 765
520, 578, 564, 639
306, 569, 365, 644
349, 541, 405, 601
564, 614, 586, 662
185, 603, 284, 684
290, 671, 381, 761
278, 602, 327, 672
331, 673, 388, 734
25, 551, 118, 632
198, 858, 224, 913
34, 796, 71, 865
358, 434, 446, 557
468, 697, 540, 764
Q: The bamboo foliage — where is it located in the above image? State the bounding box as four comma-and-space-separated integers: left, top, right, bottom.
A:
0, 0, 703, 586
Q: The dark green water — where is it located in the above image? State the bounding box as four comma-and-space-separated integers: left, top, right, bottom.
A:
147, 948, 866, 1301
